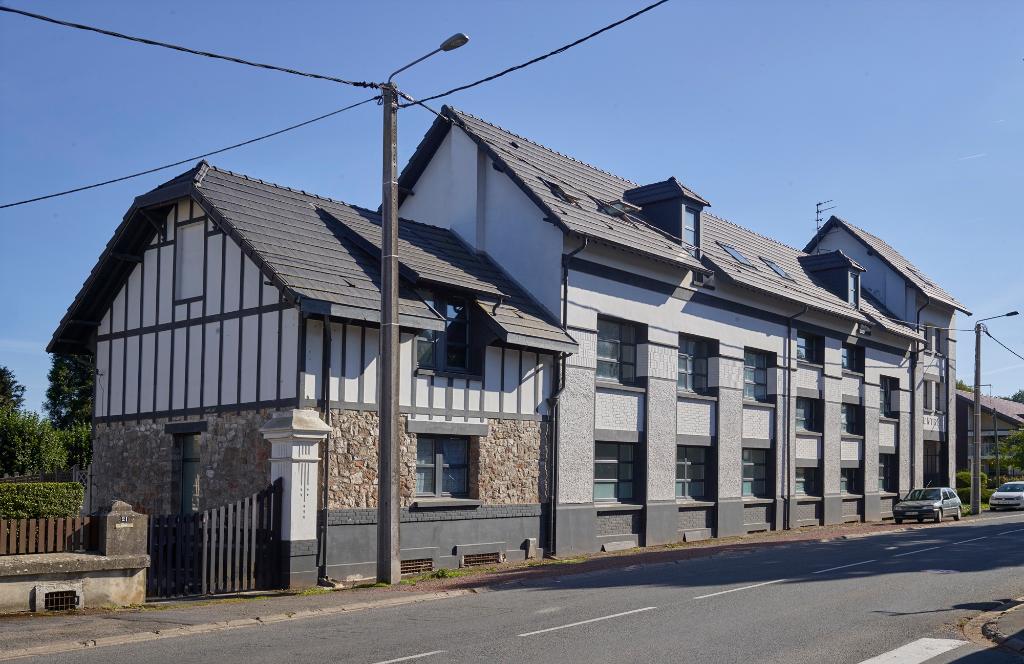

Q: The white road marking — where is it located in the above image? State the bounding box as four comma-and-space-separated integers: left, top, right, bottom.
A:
998, 528, 1024, 535
517, 607, 656, 636
855, 638, 966, 664
892, 545, 941, 558
973, 513, 1024, 522
812, 559, 876, 574
951, 536, 988, 545
692, 579, 787, 599
371, 651, 446, 664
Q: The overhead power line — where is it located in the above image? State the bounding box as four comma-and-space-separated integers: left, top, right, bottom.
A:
401, 0, 671, 107
0, 6, 378, 89
0, 96, 380, 209
985, 330, 1024, 363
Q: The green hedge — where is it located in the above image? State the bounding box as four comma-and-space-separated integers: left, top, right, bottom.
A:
0, 482, 84, 518
956, 470, 988, 489
956, 486, 994, 505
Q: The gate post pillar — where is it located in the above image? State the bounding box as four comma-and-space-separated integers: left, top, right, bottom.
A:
261, 409, 331, 589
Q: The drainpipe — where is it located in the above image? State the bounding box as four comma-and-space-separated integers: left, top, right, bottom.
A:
912, 294, 931, 488
547, 238, 588, 555
318, 314, 333, 585
783, 304, 808, 530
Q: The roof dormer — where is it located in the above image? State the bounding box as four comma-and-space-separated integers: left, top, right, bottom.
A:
798, 250, 865, 309
623, 177, 710, 254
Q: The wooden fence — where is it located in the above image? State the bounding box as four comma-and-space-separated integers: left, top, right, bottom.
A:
0, 517, 98, 555
146, 479, 282, 598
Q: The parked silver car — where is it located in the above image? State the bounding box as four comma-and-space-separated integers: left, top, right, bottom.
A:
893, 487, 962, 524
989, 482, 1024, 511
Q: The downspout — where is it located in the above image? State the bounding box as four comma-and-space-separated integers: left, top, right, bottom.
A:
318, 314, 333, 585
912, 294, 931, 488
547, 237, 588, 555
783, 304, 808, 531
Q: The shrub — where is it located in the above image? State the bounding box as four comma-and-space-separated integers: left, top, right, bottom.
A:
956, 470, 987, 489
0, 407, 69, 475
0, 482, 85, 518
956, 486, 995, 505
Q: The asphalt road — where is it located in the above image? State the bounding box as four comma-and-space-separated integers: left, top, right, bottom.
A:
44, 511, 1024, 664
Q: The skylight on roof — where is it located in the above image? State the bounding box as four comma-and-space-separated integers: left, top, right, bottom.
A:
719, 243, 753, 267
761, 257, 791, 279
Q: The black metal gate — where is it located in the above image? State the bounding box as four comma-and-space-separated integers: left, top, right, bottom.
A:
147, 479, 282, 598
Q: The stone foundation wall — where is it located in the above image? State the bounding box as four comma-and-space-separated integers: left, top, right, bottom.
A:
91, 410, 273, 515
326, 410, 550, 509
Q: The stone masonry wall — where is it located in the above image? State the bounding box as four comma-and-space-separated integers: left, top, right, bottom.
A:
91, 409, 273, 515
326, 410, 550, 509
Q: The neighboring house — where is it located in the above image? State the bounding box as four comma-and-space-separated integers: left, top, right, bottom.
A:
955, 389, 1024, 478
50, 106, 968, 581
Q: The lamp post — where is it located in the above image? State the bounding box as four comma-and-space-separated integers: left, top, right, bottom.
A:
971, 311, 1019, 515
377, 33, 469, 585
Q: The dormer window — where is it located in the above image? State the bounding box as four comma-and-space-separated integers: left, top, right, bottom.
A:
598, 199, 641, 217
847, 271, 860, 308
684, 207, 699, 248
720, 243, 753, 267
417, 293, 471, 372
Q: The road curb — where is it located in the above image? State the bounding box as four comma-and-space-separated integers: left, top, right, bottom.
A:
979, 598, 1024, 654
0, 589, 472, 662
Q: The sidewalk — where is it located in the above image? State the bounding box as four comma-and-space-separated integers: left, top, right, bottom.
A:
983, 599, 1024, 655
0, 513, 1010, 660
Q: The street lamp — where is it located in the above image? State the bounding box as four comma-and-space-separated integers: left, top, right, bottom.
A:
377, 33, 469, 585
971, 310, 1018, 515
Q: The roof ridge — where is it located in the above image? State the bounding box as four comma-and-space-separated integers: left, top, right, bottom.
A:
702, 210, 806, 255
446, 106, 639, 187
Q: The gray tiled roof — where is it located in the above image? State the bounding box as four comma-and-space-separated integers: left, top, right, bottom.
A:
195, 165, 574, 352
806, 216, 969, 314
51, 162, 575, 354
701, 212, 920, 340
437, 107, 708, 272
956, 389, 1024, 426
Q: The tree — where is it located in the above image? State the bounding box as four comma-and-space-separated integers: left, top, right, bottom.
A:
0, 407, 67, 475
1008, 389, 1024, 404
999, 430, 1024, 475
0, 366, 25, 412
956, 379, 972, 392
44, 354, 93, 429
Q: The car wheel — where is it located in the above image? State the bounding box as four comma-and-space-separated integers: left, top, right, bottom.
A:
934, 509, 943, 523
916, 517, 924, 523
953, 510, 961, 521
894, 518, 903, 524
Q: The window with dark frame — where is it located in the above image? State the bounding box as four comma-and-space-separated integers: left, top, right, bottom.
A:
932, 327, 942, 354
848, 271, 860, 308
675, 446, 707, 499
677, 336, 709, 392
742, 448, 768, 497
416, 293, 471, 373
177, 433, 201, 515
596, 317, 638, 384
841, 403, 862, 435
684, 207, 699, 252
878, 454, 896, 492
761, 257, 791, 280
174, 221, 205, 301
795, 467, 818, 495
796, 331, 821, 363
796, 397, 819, 432
415, 437, 469, 497
743, 350, 769, 401
879, 376, 898, 418
721, 243, 754, 267
840, 467, 859, 494
842, 344, 864, 373
594, 442, 635, 502
923, 380, 934, 412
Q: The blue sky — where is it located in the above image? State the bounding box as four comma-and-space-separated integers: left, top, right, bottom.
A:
1, 0, 1022, 412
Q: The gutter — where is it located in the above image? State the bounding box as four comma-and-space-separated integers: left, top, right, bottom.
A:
783, 304, 809, 530
547, 237, 588, 555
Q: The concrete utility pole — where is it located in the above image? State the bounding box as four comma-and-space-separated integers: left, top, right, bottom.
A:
376, 32, 469, 586
970, 311, 1018, 516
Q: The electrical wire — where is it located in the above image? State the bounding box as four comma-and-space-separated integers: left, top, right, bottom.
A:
0, 6, 378, 89
985, 330, 1024, 363
0, 96, 380, 209
400, 0, 671, 107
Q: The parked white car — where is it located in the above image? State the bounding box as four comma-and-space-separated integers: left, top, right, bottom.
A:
989, 482, 1024, 511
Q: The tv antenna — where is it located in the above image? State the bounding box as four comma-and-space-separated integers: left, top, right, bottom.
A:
816, 199, 836, 232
